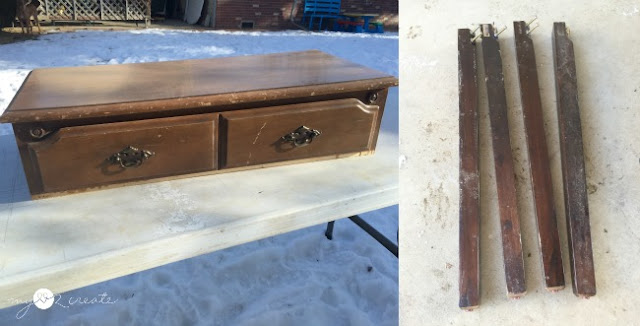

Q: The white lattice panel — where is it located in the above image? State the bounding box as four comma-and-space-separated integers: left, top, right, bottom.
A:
101, 0, 126, 20
40, 0, 149, 21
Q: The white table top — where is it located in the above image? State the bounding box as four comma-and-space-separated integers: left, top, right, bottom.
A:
0, 91, 398, 309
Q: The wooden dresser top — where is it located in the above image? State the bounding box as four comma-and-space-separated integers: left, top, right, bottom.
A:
1, 50, 397, 123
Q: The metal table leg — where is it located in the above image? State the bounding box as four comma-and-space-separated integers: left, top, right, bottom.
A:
324, 215, 398, 258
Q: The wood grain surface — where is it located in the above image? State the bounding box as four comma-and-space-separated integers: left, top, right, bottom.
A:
457, 28, 481, 310
27, 113, 217, 193
0, 50, 397, 123
552, 22, 596, 298
481, 24, 527, 298
220, 98, 378, 168
2, 51, 396, 197
514, 21, 565, 291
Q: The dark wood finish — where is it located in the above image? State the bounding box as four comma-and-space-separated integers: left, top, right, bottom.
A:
458, 28, 480, 310
219, 99, 378, 169
0, 50, 397, 123
552, 22, 596, 298
514, 21, 565, 291
481, 24, 527, 298
24, 113, 217, 194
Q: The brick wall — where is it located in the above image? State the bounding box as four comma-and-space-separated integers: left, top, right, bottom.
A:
337, 0, 398, 28
214, 0, 397, 30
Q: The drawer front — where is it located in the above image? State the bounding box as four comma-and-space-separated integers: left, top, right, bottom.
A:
28, 113, 217, 193
219, 98, 379, 169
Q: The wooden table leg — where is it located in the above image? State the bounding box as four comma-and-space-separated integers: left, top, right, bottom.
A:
458, 28, 480, 310
481, 24, 527, 298
513, 21, 565, 291
552, 22, 596, 298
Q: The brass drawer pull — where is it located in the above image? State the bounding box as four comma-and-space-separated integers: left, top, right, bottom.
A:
108, 146, 155, 168
281, 126, 321, 147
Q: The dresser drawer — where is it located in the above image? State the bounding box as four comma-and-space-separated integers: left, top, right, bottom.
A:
219, 98, 379, 169
26, 113, 217, 193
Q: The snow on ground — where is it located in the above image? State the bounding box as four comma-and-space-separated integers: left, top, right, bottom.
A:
0, 29, 398, 325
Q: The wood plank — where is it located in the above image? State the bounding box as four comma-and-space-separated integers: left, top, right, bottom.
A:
0, 50, 397, 123
552, 22, 596, 298
457, 28, 480, 310
513, 21, 565, 291
480, 24, 527, 298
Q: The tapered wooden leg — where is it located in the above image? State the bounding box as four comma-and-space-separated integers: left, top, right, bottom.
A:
458, 28, 480, 310
513, 21, 565, 291
552, 22, 596, 298
481, 24, 527, 298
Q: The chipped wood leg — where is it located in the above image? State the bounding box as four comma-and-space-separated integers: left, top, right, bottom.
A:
513, 21, 565, 291
458, 28, 481, 310
480, 23, 527, 299
552, 22, 596, 298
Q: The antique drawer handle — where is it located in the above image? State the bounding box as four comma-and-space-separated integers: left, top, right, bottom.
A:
107, 146, 155, 168
281, 126, 321, 147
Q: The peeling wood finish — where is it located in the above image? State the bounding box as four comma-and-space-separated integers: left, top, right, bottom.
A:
0, 50, 397, 123
457, 28, 480, 310
480, 24, 526, 298
0, 78, 397, 124
552, 22, 596, 298
513, 21, 565, 291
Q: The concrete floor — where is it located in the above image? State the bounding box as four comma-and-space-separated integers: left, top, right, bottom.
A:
399, 0, 639, 324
